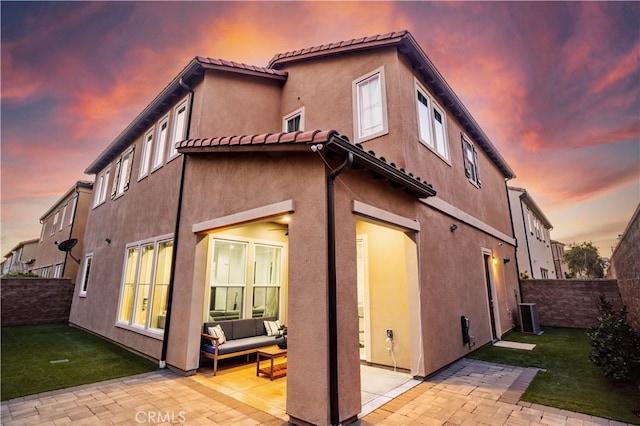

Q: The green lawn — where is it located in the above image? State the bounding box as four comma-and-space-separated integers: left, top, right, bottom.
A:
467, 327, 640, 424
1, 323, 157, 401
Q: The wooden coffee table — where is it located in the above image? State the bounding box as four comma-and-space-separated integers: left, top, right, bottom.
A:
256, 345, 287, 380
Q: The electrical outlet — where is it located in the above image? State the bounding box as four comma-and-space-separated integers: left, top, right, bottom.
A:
386, 329, 393, 339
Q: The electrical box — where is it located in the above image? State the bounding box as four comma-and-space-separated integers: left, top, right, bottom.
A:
519, 303, 542, 334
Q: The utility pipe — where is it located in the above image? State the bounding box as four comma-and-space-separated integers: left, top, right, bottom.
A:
326, 151, 353, 426
160, 77, 194, 368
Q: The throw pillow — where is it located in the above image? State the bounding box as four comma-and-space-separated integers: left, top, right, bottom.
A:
207, 325, 226, 345
264, 320, 281, 337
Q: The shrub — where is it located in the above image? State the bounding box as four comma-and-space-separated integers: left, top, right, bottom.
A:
587, 295, 640, 386
2, 271, 39, 278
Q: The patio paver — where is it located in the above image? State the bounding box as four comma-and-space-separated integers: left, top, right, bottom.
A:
1, 359, 634, 425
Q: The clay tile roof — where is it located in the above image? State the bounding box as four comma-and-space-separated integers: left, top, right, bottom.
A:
196, 57, 287, 79
175, 130, 338, 151
175, 130, 437, 199
268, 30, 407, 67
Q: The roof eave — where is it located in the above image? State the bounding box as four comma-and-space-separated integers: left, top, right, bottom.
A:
519, 190, 553, 229
39, 181, 94, 221
85, 58, 203, 175
398, 34, 516, 179
84, 58, 287, 175
326, 134, 437, 199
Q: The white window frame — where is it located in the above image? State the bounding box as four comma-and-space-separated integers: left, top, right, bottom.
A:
461, 135, 481, 187
41, 265, 52, 278
353, 67, 388, 143
59, 204, 67, 232
112, 148, 134, 199
415, 81, 450, 162
50, 211, 59, 235
116, 234, 173, 337
205, 235, 285, 322
54, 263, 63, 278
152, 115, 169, 170
93, 167, 110, 208
39, 222, 46, 242
169, 98, 189, 160
68, 196, 77, 226
283, 107, 305, 133
139, 130, 154, 179
79, 254, 93, 297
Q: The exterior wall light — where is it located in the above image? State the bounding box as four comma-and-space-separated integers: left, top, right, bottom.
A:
450, 224, 458, 232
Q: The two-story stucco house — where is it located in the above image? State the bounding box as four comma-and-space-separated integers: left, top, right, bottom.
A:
31, 181, 93, 280
508, 186, 555, 279
70, 31, 521, 425
2, 238, 39, 275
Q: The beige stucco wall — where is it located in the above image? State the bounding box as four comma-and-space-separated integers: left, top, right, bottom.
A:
69, 70, 287, 362
169, 151, 363, 424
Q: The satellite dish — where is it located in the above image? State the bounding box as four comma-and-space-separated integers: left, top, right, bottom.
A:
57, 239, 80, 264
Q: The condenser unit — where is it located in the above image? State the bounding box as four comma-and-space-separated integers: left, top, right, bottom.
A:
519, 303, 542, 335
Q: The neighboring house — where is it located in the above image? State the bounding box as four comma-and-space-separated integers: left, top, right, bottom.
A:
70, 31, 521, 425
2, 238, 39, 275
31, 181, 93, 280
508, 186, 555, 279
550, 240, 569, 278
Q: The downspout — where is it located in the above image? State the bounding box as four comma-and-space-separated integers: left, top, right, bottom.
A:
505, 181, 524, 329
519, 193, 534, 278
63, 184, 81, 277
160, 77, 194, 368
326, 151, 353, 426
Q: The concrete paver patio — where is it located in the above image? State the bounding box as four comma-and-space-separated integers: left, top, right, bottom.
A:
1, 358, 633, 425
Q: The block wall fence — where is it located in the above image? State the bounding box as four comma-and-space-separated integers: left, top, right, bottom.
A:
1, 278, 74, 326
520, 279, 623, 329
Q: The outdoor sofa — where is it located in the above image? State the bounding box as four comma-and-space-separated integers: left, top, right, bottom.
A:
201, 316, 283, 375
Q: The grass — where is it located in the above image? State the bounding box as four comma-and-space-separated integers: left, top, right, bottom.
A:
1, 323, 157, 401
467, 327, 640, 424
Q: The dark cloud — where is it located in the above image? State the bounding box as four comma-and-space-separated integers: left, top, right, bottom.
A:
1, 1, 638, 254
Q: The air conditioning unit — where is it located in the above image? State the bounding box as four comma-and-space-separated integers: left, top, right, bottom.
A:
519, 303, 542, 335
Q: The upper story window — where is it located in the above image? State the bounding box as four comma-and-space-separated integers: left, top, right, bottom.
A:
50, 211, 59, 235
461, 135, 481, 187
69, 196, 77, 225
139, 130, 154, 179
283, 107, 304, 132
153, 116, 169, 170
93, 168, 110, 207
59, 204, 67, 232
353, 67, 388, 143
112, 149, 134, 199
416, 83, 449, 161
169, 98, 189, 159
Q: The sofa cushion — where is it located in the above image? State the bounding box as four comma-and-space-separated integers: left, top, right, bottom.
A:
204, 321, 233, 340
264, 320, 281, 336
232, 319, 257, 339
257, 316, 278, 336
217, 335, 275, 354
207, 325, 227, 345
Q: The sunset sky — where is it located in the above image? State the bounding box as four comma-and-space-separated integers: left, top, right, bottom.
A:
1, 1, 639, 257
